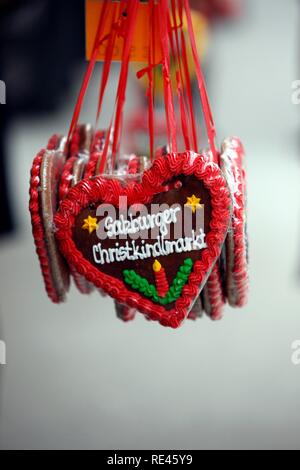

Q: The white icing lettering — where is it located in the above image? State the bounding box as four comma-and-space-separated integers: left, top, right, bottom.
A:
103, 207, 181, 239
92, 229, 207, 265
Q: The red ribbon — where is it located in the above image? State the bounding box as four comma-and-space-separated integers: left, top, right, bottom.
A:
67, 0, 109, 144
67, 0, 218, 174
182, 0, 218, 163
99, 0, 140, 174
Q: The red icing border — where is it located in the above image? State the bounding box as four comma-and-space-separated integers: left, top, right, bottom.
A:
55, 151, 231, 328
59, 156, 77, 201
59, 129, 95, 295
221, 138, 248, 307
84, 130, 106, 179
203, 263, 225, 320
230, 168, 248, 307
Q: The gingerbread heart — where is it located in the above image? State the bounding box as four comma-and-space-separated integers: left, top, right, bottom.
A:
188, 296, 204, 321
59, 124, 96, 296
202, 261, 225, 321
54, 151, 232, 328
29, 135, 70, 303
220, 137, 249, 307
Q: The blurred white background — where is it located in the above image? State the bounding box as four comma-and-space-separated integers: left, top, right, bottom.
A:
0, 0, 300, 450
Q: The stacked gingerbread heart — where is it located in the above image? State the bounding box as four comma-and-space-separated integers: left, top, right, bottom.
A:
29, 0, 248, 328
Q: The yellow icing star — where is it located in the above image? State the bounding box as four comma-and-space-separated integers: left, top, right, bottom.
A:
82, 216, 99, 235
185, 195, 203, 214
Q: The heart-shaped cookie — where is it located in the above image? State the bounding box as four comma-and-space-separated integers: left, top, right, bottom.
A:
202, 261, 225, 321
188, 296, 204, 321
59, 124, 96, 296
29, 135, 70, 303
220, 137, 249, 307
54, 151, 231, 328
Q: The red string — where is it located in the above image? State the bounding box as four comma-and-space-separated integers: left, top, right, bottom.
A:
93, 3, 121, 142
68, 0, 218, 174
67, 0, 109, 144
157, 0, 177, 153
111, 0, 140, 165
94, 0, 130, 174
175, 0, 199, 152
182, 0, 218, 163
135, 0, 158, 162
180, 26, 199, 151
169, 1, 191, 150
99, 0, 140, 174
147, 0, 155, 162
176, 71, 191, 150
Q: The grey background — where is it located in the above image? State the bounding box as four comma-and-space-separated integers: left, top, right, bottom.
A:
0, 0, 300, 450
0, 80, 5, 105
